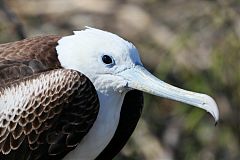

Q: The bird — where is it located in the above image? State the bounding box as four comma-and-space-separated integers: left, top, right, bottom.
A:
0, 27, 219, 160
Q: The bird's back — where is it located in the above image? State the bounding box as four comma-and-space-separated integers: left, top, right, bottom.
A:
0, 36, 62, 85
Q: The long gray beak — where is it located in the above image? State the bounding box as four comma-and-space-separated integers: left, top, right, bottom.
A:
118, 65, 219, 122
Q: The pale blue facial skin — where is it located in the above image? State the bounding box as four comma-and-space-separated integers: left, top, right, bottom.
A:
57, 27, 219, 122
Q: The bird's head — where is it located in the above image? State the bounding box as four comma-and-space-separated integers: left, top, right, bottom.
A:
56, 27, 219, 122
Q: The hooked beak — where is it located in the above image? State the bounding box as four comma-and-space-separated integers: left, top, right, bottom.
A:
118, 65, 219, 123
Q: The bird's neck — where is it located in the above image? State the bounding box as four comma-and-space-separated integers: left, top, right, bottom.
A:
63, 90, 126, 160
97, 91, 126, 121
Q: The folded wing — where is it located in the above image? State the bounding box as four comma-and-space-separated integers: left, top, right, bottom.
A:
0, 69, 99, 160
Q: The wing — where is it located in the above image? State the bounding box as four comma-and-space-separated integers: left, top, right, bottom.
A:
0, 69, 99, 160
0, 36, 99, 159
0, 35, 62, 85
96, 90, 143, 160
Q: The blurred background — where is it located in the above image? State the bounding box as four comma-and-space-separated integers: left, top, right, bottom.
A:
0, 0, 239, 160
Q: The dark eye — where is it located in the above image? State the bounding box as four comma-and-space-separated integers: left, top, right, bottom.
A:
102, 55, 113, 64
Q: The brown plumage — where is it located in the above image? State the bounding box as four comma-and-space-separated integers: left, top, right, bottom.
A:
0, 36, 99, 159
0, 36, 61, 85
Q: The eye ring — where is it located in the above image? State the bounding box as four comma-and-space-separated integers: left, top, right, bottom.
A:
102, 55, 114, 65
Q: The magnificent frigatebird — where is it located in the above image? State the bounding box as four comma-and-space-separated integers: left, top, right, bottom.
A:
0, 27, 219, 160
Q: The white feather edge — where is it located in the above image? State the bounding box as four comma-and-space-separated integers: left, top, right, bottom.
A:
0, 70, 66, 126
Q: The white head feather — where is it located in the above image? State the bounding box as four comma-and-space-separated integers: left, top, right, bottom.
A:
56, 27, 142, 93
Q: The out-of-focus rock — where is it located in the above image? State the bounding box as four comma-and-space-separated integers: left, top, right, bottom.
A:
116, 4, 152, 38
8, 0, 116, 15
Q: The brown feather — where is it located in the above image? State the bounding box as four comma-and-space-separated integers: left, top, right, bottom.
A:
0, 36, 61, 85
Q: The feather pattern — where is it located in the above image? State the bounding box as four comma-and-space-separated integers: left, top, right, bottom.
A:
0, 36, 99, 159
0, 69, 99, 159
0, 35, 61, 85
